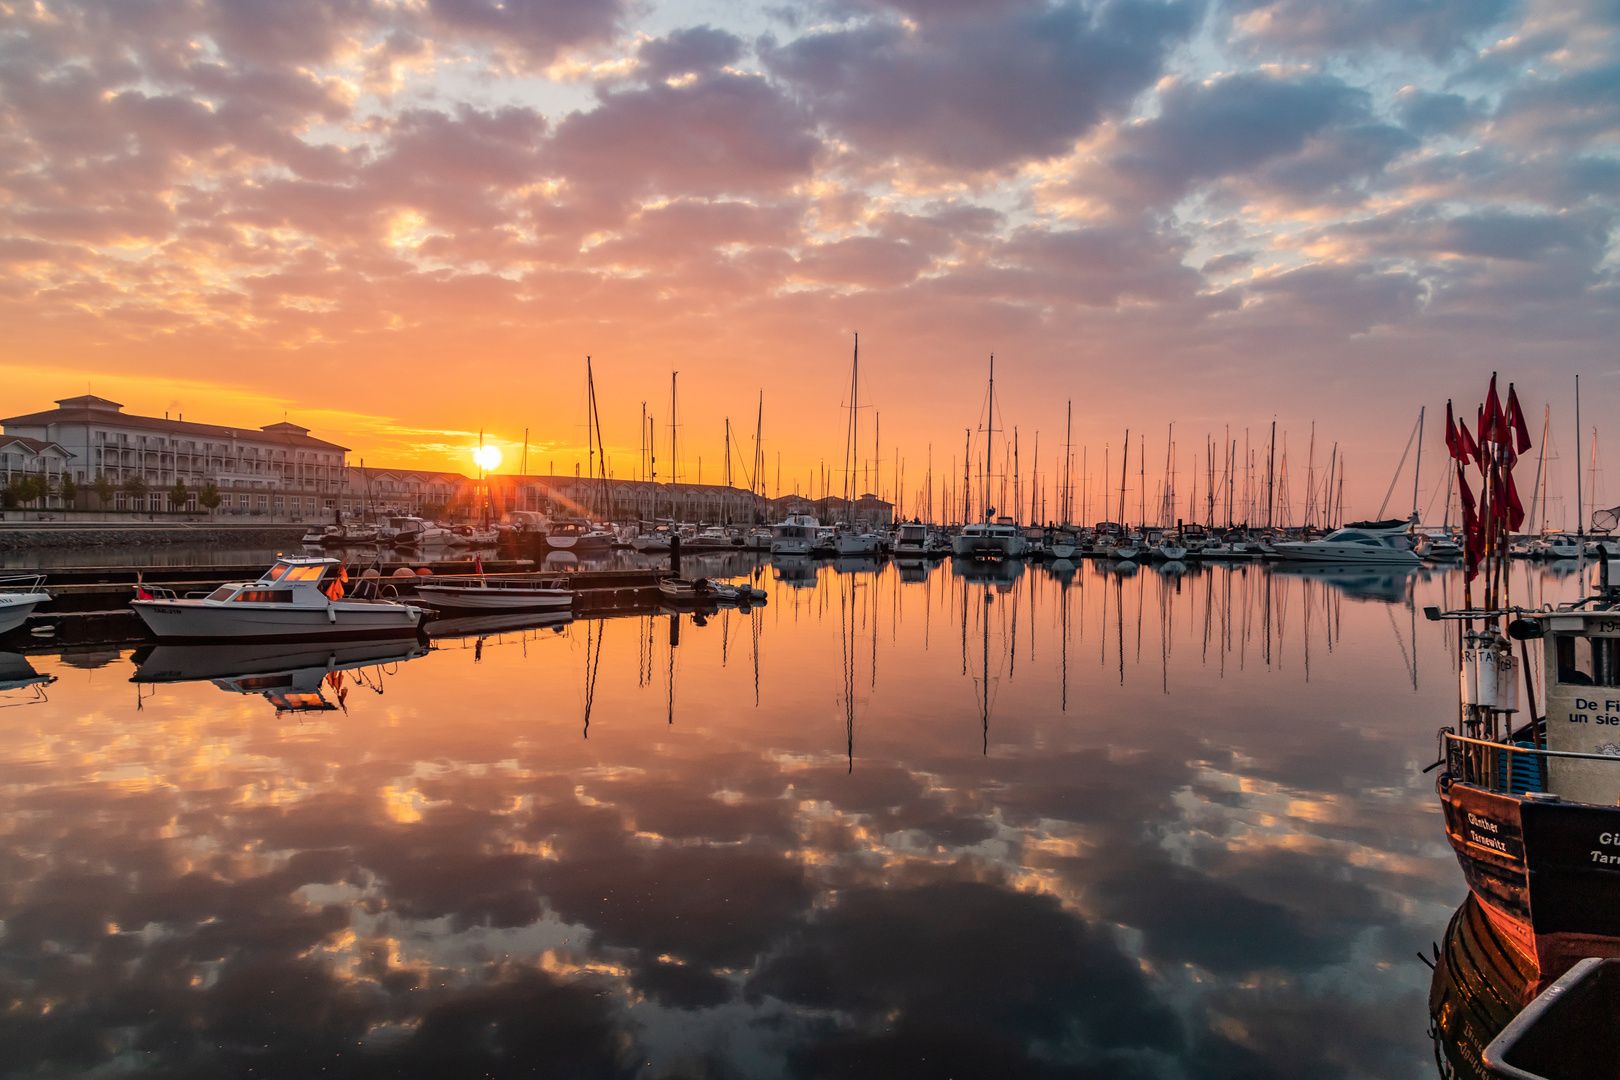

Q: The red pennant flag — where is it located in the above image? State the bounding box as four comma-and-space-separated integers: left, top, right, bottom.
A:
1484, 375, 1507, 443
135, 571, 152, 601
1506, 384, 1532, 454
1445, 401, 1460, 461
1458, 466, 1482, 581
1458, 419, 1479, 466
1505, 468, 1525, 532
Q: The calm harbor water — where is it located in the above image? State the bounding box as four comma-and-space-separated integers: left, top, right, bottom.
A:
0, 556, 1590, 1078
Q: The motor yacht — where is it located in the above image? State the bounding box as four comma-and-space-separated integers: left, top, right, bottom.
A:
834, 526, 882, 556
892, 522, 930, 557
770, 514, 819, 556
130, 556, 425, 642
0, 575, 52, 636
951, 519, 1028, 559
1271, 517, 1420, 564
446, 525, 499, 547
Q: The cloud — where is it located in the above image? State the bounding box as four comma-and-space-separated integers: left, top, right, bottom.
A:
1223, 0, 1516, 59
764, 0, 1200, 171
1091, 71, 1413, 210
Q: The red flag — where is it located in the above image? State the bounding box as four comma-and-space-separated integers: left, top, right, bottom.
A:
1445, 401, 1460, 461
1505, 468, 1525, 532
474, 554, 485, 578
1484, 374, 1508, 444
135, 571, 152, 601
1458, 466, 1482, 581
1506, 384, 1532, 454
1457, 419, 1479, 465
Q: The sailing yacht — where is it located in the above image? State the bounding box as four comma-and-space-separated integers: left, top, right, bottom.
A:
951, 519, 1028, 559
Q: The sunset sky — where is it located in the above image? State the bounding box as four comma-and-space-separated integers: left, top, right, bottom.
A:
2, 0, 1616, 523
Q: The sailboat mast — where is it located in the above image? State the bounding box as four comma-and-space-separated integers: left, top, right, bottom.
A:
1117, 430, 1129, 525
670, 371, 678, 522
1577, 374, 1584, 537
1530, 405, 1550, 534
1411, 405, 1425, 522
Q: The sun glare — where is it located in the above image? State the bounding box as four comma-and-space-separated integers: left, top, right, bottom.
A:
472, 445, 503, 471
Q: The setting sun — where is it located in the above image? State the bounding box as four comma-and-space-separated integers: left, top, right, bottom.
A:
472, 445, 503, 472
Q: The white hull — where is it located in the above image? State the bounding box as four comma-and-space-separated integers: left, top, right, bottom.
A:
835, 534, 881, 556
771, 539, 813, 556
132, 598, 422, 641
1271, 542, 1420, 565
0, 593, 49, 635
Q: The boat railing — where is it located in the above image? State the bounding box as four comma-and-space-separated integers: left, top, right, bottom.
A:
1440, 729, 1620, 796
0, 574, 46, 593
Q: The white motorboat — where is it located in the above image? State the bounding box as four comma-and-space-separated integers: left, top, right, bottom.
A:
1585, 537, 1620, 558
1529, 532, 1582, 559
414, 574, 572, 611
0, 575, 51, 636
1110, 538, 1142, 562
633, 525, 675, 552
1270, 517, 1421, 564
770, 514, 819, 556
445, 525, 499, 547
546, 520, 614, 553
951, 520, 1029, 559
1419, 532, 1464, 560
321, 523, 380, 546
130, 556, 425, 642
382, 516, 451, 548
892, 522, 930, 557
834, 527, 881, 556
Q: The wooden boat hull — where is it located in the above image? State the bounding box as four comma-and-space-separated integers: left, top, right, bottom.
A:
1441, 779, 1620, 981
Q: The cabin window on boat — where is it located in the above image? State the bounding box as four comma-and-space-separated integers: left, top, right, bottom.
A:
1556, 634, 1620, 686
233, 589, 294, 603
206, 587, 236, 601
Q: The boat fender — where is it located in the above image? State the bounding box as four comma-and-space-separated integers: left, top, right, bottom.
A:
328, 605, 337, 623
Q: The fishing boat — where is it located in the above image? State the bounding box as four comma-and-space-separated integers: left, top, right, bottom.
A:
1429, 374, 1620, 987
1270, 517, 1420, 564
0, 575, 51, 636
413, 573, 571, 611
129, 556, 425, 642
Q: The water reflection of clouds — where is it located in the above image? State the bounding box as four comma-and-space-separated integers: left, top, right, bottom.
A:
0, 562, 1588, 1077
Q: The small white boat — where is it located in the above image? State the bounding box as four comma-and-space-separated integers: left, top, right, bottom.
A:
382, 516, 450, 548
130, 556, 425, 642
0, 575, 51, 636
659, 577, 717, 603
1529, 532, 1582, 559
770, 514, 820, 557
414, 574, 572, 611
1585, 538, 1620, 558
708, 580, 768, 605
446, 525, 499, 547
834, 528, 881, 556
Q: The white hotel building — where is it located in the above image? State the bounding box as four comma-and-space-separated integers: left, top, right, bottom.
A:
1, 395, 349, 516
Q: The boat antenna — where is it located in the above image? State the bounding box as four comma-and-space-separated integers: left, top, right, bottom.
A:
1577, 373, 1584, 536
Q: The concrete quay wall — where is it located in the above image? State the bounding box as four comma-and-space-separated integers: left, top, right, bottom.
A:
0, 524, 306, 551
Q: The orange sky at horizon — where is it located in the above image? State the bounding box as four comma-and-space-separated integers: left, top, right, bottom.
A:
3, 0, 1616, 525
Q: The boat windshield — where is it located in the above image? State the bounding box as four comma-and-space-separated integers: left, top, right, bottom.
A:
264, 563, 326, 583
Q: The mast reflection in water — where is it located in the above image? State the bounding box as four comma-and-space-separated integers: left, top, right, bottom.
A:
0, 558, 1583, 1078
